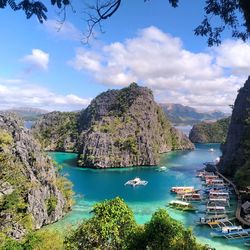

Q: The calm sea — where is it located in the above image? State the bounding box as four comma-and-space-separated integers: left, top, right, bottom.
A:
49, 143, 247, 250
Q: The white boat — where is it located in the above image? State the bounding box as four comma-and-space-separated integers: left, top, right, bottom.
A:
210, 226, 250, 238
206, 205, 226, 214
124, 177, 148, 187
209, 148, 215, 152
157, 166, 167, 172
168, 200, 196, 211
197, 214, 228, 225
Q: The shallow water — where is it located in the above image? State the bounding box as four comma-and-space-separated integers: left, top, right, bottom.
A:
49, 144, 248, 250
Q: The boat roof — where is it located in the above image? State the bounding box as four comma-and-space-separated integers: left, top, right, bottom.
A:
210, 191, 229, 195
209, 198, 227, 202
171, 186, 194, 189
170, 200, 191, 206
207, 206, 225, 209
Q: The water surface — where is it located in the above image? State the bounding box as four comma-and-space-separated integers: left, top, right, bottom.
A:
49, 144, 247, 250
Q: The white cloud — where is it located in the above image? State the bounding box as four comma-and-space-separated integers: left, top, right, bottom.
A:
44, 20, 82, 41
22, 49, 49, 71
215, 40, 250, 75
69, 26, 248, 112
0, 78, 91, 111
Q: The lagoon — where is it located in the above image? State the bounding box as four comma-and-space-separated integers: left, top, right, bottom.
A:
49, 144, 247, 250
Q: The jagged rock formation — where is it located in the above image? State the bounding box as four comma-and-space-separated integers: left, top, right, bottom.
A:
32, 111, 79, 152
189, 117, 230, 143
78, 83, 194, 168
160, 103, 228, 125
219, 77, 250, 186
0, 113, 72, 239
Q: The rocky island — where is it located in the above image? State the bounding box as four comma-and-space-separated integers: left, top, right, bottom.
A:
33, 83, 194, 168
219, 77, 250, 187
0, 113, 73, 239
189, 117, 230, 143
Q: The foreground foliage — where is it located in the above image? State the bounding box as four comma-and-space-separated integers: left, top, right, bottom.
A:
65, 198, 208, 250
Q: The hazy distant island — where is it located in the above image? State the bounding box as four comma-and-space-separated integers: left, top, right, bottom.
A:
33, 83, 194, 168
160, 103, 229, 126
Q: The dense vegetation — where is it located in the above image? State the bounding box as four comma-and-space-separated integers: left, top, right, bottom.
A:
0, 197, 209, 249
33, 111, 79, 152
189, 117, 230, 143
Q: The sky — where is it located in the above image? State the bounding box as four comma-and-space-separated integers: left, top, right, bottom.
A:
0, 0, 250, 112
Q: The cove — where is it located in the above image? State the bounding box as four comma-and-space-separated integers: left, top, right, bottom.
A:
49, 144, 247, 250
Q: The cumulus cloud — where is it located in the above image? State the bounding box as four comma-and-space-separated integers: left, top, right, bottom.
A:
69, 26, 248, 112
44, 20, 82, 41
215, 40, 250, 75
22, 49, 49, 72
0, 78, 91, 111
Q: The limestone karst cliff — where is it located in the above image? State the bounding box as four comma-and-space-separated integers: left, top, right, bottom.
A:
219, 77, 250, 186
0, 113, 73, 239
77, 83, 194, 168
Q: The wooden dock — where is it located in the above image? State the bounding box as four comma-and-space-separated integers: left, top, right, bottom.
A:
216, 171, 250, 227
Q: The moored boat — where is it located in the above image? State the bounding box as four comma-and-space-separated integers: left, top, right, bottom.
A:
124, 177, 148, 187
168, 200, 196, 211
210, 226, 250, 238
197, 214, 228, 225
181, 193, 202, 201
171, 186, 195, 194
206, 205, 226, 214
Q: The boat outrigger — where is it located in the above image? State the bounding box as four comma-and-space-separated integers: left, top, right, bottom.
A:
168, 200, 196, 212
124, 177, 148, 187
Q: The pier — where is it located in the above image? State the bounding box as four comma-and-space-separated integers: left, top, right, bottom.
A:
216, 171, 250, 227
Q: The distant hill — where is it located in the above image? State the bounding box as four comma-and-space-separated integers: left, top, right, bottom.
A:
3, 107, 49, 121
160, 103, 229, 125
189, 117, 231, 143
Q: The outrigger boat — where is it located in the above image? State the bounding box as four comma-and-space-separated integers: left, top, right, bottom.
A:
210, 226, 250, 238
170, 186, 195, 194
206, 205, 226, 214
197, 214, 228, 226
181, 193, 202, 202
209, 197, 230, 207
205, 179, 225, 186
168, 200, 196, 212
209, 191, 230, 199
124, 177, 148, 187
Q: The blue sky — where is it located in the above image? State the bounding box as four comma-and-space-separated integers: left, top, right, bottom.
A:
0, 0, 249, 112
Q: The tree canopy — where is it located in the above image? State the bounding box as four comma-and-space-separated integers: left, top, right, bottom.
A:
1, 0, 250, 45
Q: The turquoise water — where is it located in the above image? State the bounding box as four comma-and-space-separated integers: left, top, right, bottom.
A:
49, 144, 248, 250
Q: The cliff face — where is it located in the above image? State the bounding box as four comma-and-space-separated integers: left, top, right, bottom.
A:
78, 83, 194, 168
0, 113, 72, 239
219, 77, 250, 186
189, 117, 230, 143
32, 111, 79, 152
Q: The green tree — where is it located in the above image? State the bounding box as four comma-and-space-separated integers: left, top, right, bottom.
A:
128, 209, 208, 250
64, 197, 137, 250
